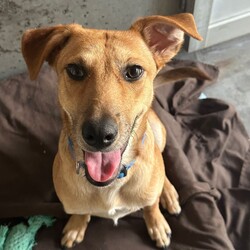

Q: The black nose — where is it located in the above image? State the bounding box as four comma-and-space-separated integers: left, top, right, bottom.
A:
82, 117, 118, 150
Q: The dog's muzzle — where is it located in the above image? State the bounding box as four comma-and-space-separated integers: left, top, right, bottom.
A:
80, 116, 121, 186
77, 115, 140, 187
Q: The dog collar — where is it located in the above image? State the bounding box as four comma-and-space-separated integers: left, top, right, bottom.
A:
67, 133, 146, 179
117, 159, 136, 179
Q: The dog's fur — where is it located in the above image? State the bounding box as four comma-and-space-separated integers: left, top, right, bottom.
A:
22, 13, 202, 248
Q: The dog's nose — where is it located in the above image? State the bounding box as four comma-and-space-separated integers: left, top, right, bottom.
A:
82, 117, 118, 149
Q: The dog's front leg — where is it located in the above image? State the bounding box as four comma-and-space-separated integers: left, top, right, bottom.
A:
160, 177, 181, 215
143, 199, 171, 249
61, 214, 91, 248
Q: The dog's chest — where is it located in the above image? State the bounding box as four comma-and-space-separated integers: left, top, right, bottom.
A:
93, 206, 138, 224
86, 187, 142, 223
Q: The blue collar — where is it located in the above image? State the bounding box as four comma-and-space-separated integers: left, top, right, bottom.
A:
117, 159, 136, 179
68, 133, 146, 179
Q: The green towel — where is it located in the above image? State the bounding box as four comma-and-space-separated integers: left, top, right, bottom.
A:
0, 225, 9, 250
0, 216, 55, 250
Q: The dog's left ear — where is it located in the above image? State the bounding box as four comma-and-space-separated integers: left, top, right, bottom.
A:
22, 25, 72, 80
130, 13, 202, 68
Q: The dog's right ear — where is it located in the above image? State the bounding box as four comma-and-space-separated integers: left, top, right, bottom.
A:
21, 25, 71, 80
130, 13, 202, 69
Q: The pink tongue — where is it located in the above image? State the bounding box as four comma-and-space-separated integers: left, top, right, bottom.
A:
85, 150, 121, 182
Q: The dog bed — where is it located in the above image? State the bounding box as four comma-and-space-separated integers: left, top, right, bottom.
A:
0, 60, 249, 250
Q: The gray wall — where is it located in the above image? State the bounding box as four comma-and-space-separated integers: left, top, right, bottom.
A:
0, 0, 181, 80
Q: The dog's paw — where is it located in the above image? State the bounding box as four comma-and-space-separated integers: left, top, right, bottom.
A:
61, 215, 90, 248
160, 182, 181, 215
145, 211, 172, 248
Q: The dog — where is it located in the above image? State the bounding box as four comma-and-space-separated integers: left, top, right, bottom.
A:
22, 13, 202, 249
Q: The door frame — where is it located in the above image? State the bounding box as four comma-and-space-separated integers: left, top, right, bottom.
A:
184, 0, 213, 52
184, 0, 250, 52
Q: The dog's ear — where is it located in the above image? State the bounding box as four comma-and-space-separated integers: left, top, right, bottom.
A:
22, 25, 72, 80
130, 13, 202, 68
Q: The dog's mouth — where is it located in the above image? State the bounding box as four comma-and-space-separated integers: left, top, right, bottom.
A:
83, 148, 123, 187
80, 114, 141, 187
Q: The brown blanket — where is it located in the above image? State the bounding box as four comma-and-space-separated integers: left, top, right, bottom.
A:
0, 60, 249, 250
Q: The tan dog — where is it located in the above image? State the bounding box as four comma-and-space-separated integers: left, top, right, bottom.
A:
22, 13, 202, 249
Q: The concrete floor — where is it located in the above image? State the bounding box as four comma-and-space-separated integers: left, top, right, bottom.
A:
178, 33, 250, 135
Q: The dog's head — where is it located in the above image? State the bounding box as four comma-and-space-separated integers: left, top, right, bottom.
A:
22, 14, 202, 186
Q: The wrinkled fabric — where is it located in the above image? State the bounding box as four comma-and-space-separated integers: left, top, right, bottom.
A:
0, 66, 64, 218
0, 60, 249, 250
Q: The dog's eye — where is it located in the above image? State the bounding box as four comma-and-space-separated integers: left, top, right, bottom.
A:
124, 65, 144, 82
66, 64, 87, 81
